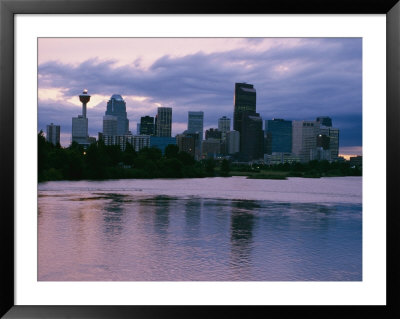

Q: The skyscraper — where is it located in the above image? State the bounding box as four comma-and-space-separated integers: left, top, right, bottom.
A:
218, 116, 231, 133
155, 107, 172, 137
292, 120, 320, 162
233, 83, 262, 161
233, 83, 256, 132
264, 119, 292, 154
187, 111, 204, 140
105, 94, 129, 135
72, 89, 90, 145
103, 115, 118, 136
140, 116, 155, 135
46, 123, 60, 146
226, 130, 240, 154
240, 111, 264, 161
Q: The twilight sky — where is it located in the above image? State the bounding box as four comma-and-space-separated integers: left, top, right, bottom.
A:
38, 38, 362, 156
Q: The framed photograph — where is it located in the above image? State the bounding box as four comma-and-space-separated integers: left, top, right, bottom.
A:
1, 0, 399, 318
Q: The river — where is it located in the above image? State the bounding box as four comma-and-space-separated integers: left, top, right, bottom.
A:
38, 176, 362, 281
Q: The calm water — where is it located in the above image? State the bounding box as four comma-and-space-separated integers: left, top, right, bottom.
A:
38, 176, 362, 281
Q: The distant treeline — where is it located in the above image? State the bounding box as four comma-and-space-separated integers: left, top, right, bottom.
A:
38, 131, 229, 182
231, 160, 362, 179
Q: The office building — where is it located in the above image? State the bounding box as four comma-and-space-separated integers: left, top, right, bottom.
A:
226, 130, 240, 154
233, 83, 256, 132
187, 111, 204, 140
103, 115, 118, 136
140, 116, 155, 135
218, 116, 231, 133
105, 94, 129, 135
264, 119, 292, 154
72, 89, 90, 145
205, 128, 222, 140
318, 119, 339, 161
177, 134, 196, 157
239, 111, 264, 161
201, 139, 221, 158
292, 120, 320, 162
46, 123, 60, 146
155, 107, 172, 137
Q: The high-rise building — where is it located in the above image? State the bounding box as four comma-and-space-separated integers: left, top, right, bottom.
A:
292, 120, 320, 162
319, 125, 339, 161
187, 111, 204, 140
201, 139, 221, 158
103, 115, 118, 136
176, 134, 196, 157
140, 116, 155, 135
264, 119, 292, 154
105, 94, 129, 135
205, 128, 222, 140
218, 116, 231, 133
233, 83, 256, 132
72, 89, 90, 145
155, 107, 172, 137
46, 123, 60, 146
232, 83, 262, 161
226, 130, 240, 154
316, 116, 332, 127
240, 111, 264, 161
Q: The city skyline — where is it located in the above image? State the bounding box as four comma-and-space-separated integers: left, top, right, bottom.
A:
38, 38, 362, 157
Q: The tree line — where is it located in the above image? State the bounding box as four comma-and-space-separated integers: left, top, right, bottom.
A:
38, 131, 229, 182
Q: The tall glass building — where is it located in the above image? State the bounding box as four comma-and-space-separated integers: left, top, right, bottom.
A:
105, 94, 129, 135
264, 119, 292, 154
218, 116, 231, 133
233, 83, 256, 132
140, 116, 155, 135
46, 123, 60, 146
155, 107, 172, 137
187, 111, 204, 140
103, 115, 118, 136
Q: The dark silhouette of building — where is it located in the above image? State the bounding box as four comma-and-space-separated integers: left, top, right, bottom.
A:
205, 128, 222, 140
264, 119, 292, 154
233, 83, 256, 133
155, 107, 172, 137
239, 111, 264, 161
140, 116, 155, 135
233, 83, 263, 161
177, 134, 196, 157
316, 116, 332, 127
316, 134, 330, 150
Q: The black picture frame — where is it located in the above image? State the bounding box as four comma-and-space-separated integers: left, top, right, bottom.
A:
1, 0, 399, 318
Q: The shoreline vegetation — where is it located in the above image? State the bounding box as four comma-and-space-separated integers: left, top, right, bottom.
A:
38, 132, 362, 183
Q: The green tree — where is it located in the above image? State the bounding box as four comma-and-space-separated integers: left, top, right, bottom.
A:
220, 159, 230, 177
165, 144, 179, 159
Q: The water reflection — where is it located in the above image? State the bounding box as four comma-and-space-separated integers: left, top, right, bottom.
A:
184, 199, 202, 237
38, 181, 362, 281
230, 200, 257, 277
101, 194, 126, 240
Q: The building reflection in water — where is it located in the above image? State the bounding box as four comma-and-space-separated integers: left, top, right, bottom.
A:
101, 193, 126, 241
229, 200, 259, 278
184, 198, 202, 238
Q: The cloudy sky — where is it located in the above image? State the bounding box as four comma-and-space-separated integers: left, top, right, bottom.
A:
38, 37, 362, 156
